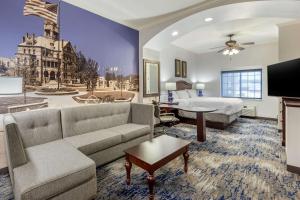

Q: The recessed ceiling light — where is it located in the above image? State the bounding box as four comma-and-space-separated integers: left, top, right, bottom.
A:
172, 31, 179, 37
204, 17, 213, 22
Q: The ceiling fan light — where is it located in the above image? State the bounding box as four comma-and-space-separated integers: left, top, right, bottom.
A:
229, 51, 234, 56
232, 49, 239, 54
223, 49, 229, 55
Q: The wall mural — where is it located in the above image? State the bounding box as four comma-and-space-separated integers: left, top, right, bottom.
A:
0, 0, 139, 113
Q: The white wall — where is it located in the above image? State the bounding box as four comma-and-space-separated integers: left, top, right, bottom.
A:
195, 43, 279, 118
159, 45, 199, 88
279, 22, 300, 62
143, 45, 199, 103
143, 48, 160, 61
145, 43, 280, 118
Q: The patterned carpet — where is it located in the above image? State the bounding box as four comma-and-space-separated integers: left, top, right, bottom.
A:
1, 118, 300, 200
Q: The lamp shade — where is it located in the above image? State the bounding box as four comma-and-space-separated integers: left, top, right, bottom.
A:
196, 83, 205, 90
165, 82, 176, 91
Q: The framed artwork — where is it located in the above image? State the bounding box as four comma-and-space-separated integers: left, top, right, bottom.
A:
181, 61, 187, 78
175, 59, 182, 77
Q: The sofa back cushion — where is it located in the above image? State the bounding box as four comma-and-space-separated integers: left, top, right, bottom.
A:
11, 108, 63, 148
61, 103, 131, 138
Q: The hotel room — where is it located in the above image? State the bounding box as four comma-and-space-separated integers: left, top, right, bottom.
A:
0, 0, 300, 199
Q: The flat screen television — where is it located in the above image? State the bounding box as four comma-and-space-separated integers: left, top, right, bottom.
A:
268, 58, 300, 98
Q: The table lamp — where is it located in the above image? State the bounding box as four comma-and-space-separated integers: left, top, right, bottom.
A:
165, 82, 176, 103
196, 83, 205, 96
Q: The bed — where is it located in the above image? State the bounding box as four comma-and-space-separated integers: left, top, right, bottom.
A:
169, 81, 243, 129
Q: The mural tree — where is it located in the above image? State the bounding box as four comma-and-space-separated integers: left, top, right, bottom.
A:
85, 59, 99, 93
77, 51, 99, 93
0, 64, 8, 75
76, 51, 87, 83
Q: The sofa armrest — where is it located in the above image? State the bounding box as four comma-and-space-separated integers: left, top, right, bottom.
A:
131, 103, 154, 136
3, 114, 27, 185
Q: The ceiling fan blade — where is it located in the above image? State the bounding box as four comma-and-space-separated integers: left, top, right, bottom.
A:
236, 47, 245, 51
210, 46, 226, 50
217, 48, 227, 53
241, 42, 255, 45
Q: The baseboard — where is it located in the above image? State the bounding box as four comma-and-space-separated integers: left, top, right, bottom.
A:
241, 116, 277, 121
0, 167, 8, 175
287, 165, 300, 174
256, 116, 277, 121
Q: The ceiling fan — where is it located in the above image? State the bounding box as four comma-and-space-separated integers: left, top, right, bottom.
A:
211, 34, 255, 56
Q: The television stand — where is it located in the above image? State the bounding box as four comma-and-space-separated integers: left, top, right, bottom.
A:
281, 97, 300, 146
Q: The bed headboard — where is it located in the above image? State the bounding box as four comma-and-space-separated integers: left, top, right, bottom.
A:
176, 80, 192, 90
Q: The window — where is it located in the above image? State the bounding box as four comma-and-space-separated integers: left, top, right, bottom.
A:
221, 69, 262, 99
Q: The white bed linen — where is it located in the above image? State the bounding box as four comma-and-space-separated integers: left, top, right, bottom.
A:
175, 97, 243, 115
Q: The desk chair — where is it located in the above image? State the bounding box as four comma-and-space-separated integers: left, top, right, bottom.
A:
153, 101, 179, 135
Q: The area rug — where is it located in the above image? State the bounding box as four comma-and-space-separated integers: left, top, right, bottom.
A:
1, 118, 300, 200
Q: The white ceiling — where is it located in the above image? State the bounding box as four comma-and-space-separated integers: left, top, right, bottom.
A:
62, 0, 300, 54
172, 18, 291, 54
62, 0, 208, 29
145, 1, 300, 55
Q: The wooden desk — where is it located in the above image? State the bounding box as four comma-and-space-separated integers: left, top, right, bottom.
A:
178, 106, 216, 142
159, 105, 216, 142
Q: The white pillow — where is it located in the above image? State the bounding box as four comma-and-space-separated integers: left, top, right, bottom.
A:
186, 89, 198, 98
160, 91, 168, 102
171, 91, 179, 99
176, 90, 190, 99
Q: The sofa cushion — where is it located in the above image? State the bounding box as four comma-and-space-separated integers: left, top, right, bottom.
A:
61, 103, 131, 137
13, 140, 95, 200
3, 115, 27, 169
11, 108, 63, 148
64, 130, 122, 155
107, 123, 150, 142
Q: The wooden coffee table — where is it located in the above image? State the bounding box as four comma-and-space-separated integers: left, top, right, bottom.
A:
124, 135, 191, 200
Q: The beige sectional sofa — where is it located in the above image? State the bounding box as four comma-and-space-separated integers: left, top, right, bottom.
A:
3, 103, 154, 200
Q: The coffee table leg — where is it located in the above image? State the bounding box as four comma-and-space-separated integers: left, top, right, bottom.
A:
196, 112, 206, 142
125, 155, 132, 185
147, 172, 155, 200
183, 148, 189, 173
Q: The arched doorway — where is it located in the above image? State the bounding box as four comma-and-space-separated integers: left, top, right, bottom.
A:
44, 71, 49, 78
50, 71, 55, 80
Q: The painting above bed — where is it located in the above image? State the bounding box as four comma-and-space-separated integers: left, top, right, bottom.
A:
174, 60, 187, 78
